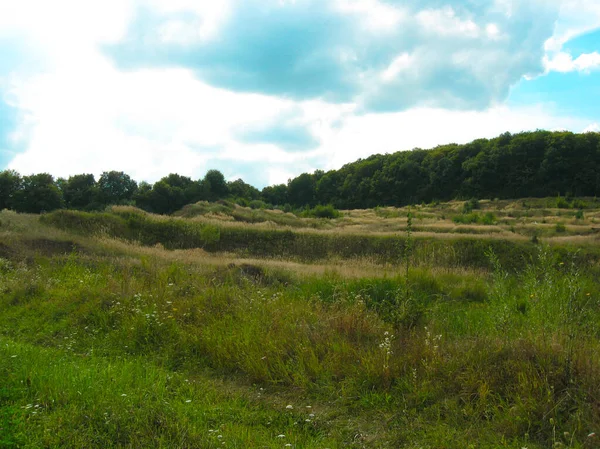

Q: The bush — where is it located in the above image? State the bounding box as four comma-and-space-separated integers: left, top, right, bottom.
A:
556, 196, 571, 209
462, 198, 480, 214
302, 204, 341, 219
555, 222, 566, 233
575, 210, 584, 220
249, 200, 267, 210
453, 212, 495, 225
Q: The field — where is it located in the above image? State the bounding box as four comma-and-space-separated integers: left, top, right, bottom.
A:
1, 199, 600, 448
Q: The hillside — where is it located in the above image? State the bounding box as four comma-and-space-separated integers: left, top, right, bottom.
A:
1, 201, 599, 447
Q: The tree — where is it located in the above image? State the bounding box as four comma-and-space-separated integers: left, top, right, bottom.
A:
133, 181, 153, 211
203, 169, 229, 201
97, 171, 138, 206
261, 184, 288, 206
287, 173, 316, 207
12, 173, 63, 213
228, 178, 260, 202
0, 170, 21, 210
63, 174, 98, 210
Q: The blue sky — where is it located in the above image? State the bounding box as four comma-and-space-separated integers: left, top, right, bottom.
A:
0, 0, 599, 188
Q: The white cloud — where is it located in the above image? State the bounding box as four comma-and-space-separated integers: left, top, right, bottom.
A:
150, 1, 232, 43
544, 0, 600, 53
544, 51, 600, 73
417, 7, 480, 38
381, 53, 413, 82
584, 123, 599, 133
334, 0, 406, 32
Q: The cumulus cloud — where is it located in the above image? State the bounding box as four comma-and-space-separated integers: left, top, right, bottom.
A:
106, 0, 561, 111
544, 51, 600, 73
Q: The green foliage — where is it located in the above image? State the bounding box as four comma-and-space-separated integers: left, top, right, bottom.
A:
453, 212, 496, 225
62, 173, 99, 210
555, 222, 567, 233
301, 204, 341, 219
0, 170, 21, 211
12, 173, 63, 213
203, 169, 229, 201
97, 171, 138, 206
462, 198, 480, 213
249, 199, 267, 210
556, 196, 571, 209
280, 130, 600, 208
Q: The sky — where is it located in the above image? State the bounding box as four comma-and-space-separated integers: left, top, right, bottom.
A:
0, 0, 599, 188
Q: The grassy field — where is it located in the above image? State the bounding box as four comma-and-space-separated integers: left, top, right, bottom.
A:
1, 200, 600, 448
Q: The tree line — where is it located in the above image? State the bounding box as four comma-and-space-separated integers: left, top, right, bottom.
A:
1, 130, 599, 214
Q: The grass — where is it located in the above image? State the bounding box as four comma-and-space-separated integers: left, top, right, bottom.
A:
1, 206, 600, 448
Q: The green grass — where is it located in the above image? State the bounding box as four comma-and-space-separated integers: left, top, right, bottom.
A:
1, 210, 600, 447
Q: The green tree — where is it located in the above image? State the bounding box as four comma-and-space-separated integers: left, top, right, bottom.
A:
12, 173, 63, 213
0, 169, 21, 210
228, 178, 260, 202
261, 184, 288, 206
203, 169, 229, 201
97, 171, 138, 206
287, 173, 316, 207
63, 174, 98, 210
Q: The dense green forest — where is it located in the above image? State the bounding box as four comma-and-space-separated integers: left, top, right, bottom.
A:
1, 130, 599, 214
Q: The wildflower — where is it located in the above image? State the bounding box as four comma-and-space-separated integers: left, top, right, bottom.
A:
286, 404, 293, 409
185, 400, 192, 403
277, 434, 286, 438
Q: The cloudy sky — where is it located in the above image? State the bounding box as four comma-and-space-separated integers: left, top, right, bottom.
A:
0, 0, 599, 187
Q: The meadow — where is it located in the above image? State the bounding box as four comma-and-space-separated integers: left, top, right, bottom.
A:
1, 199, 600, 448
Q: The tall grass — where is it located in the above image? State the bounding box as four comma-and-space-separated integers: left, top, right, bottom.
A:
1, 236, 599, 447
41, 209, 600, 271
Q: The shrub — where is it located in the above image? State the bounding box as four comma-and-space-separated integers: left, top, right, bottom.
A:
480, 212, 496, 225
555, 222, 566, 233
249, 200, 267, 210
462, 198, 480, 213
556, 196, 571, 209
452, 212, 495, 225
303, 204, 341, 219
453, 213, 479, 225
